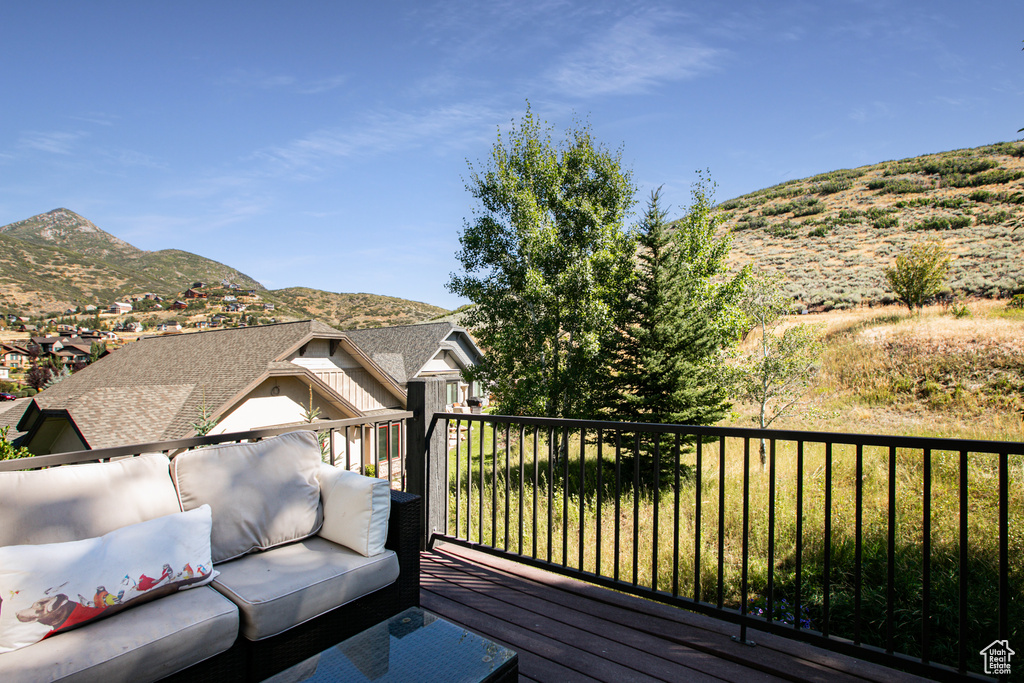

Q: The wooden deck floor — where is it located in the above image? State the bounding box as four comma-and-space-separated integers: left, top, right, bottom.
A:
420, 544, 930, 683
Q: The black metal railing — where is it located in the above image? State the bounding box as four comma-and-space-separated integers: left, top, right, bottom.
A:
1, 412, 412, 490
429, 412, 1022, 681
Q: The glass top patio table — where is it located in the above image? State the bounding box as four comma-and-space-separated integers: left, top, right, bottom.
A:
263, 607, 518, 683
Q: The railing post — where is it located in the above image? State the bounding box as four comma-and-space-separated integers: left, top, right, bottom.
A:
406, 377, 447, 549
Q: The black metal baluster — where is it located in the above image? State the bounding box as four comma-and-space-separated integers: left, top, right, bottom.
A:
999, 451, 1009, 643
795, 440, 804, 630
854, 444, 863, 644
480, 420, 485, 545
467, 421, 473, 543
958, 449, 968, 674
455, 419, 461, 539
886, 445, 896, 653
922, 447, 931, 663
767, 438, 776, 626
533, 427, 539, 560
547, 427, 554, 564
563, 426, 569, 567
673, 433, 680, 598
518, 424, 525, 556
615, 430, 622, 583
651, 436, 659, 589
633, 432, 641, 586
329, 428, 335, 467
597, 429, 603, 575
695, 438, 702, 602
579, 427, 586, 572
717, 437, 726, 609
824, 441, 832, 638
737, 437, 751, 645
501, 423, 505, 552
491, 421, 497, 547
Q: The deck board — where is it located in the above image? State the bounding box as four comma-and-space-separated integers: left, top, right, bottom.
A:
420, 544, 931, 683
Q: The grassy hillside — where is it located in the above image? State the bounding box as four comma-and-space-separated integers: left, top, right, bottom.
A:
718, 141, 1024, 307
271, 287, 447, 329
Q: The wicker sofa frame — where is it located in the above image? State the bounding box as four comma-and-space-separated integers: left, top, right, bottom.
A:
163, 489, 421, 683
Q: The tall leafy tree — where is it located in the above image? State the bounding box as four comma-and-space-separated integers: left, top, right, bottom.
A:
448, 105, 636, 418
606, 178, 748, 428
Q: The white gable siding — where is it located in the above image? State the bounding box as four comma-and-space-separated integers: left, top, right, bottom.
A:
420, 350, 461, 374
287, 340, 400, 411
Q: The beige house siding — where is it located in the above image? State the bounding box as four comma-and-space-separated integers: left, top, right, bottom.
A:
287, 340, 401, 411
314, 368, 398, 411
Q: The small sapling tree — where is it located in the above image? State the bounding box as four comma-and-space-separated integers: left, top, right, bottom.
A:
733, 270, 824, 466
883, 238, 951, 313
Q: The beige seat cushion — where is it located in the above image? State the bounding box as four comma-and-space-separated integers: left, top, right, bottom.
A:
0, 454, 181, 546
171, 431, 324, 563
0, 585, 238, 683
211, 536, 399, 641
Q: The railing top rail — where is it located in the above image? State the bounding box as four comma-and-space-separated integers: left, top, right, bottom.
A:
432, 411, 1024, 455
1, 411, 413, 472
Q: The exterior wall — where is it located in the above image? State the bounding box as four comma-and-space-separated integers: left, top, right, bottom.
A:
213, 376, 348, 435
287, 340, 401, 411
420, 350, 461, 374
24, 416, 87, 455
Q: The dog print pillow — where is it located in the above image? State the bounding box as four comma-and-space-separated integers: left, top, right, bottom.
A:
0, 505, 215, 653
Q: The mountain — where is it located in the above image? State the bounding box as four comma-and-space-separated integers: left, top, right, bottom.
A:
0, 209, 446, 325
272, 288, 447, 329
717, 141, 1024, 307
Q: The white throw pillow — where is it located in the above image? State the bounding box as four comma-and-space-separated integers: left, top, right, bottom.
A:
316, 464, 391, 557
0, 505, 215, 654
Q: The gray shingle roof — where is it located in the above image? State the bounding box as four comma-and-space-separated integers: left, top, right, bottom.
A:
342, 321, 459, 384
26, 320, 351, 449
0, 398, 30, 444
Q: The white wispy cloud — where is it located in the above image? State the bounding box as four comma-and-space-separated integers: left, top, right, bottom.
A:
545, 10, 722, 98
219, 69, 347, 95
849, 101, 892, 123
19, 130, 88, 155
253, 103, 504, 171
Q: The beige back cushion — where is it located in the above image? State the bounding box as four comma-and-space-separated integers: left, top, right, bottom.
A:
171, 431, 324, 564
0, 454, 181, 547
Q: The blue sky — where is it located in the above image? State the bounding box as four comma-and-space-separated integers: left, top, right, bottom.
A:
2, 1, 1021, 310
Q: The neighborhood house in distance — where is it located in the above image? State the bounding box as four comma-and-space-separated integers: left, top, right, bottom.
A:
11, 320, 484, 466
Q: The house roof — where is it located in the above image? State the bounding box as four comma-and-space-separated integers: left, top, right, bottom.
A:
0, 398, 31, 445
342, 321, 480, 385
20, 320, 405, 450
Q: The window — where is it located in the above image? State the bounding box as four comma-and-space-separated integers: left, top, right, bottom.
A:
377, 422, 402, 463
446, 380, 459, 405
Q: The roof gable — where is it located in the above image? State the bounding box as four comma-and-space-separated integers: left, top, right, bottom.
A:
343, 321, 481, 384
24, 320, 400, 450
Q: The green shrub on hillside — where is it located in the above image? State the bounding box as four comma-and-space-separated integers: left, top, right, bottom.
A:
944, 169, 1024, 188
813, 179, 853, 195
872, 215, 899, 229
767, 221, 799, 239
908, 216, 972, 231
791, 197, 825, 217
761, 203, 791, 216
977, 210, 1012, 225
868, 178, 932, 194
735, 215, 768, 231
1009, 294, 1024, 310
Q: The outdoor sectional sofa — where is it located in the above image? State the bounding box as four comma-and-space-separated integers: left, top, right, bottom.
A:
0, 431, 421, 683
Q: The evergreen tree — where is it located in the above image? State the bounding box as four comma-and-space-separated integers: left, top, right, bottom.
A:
607, 178, 747, 428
